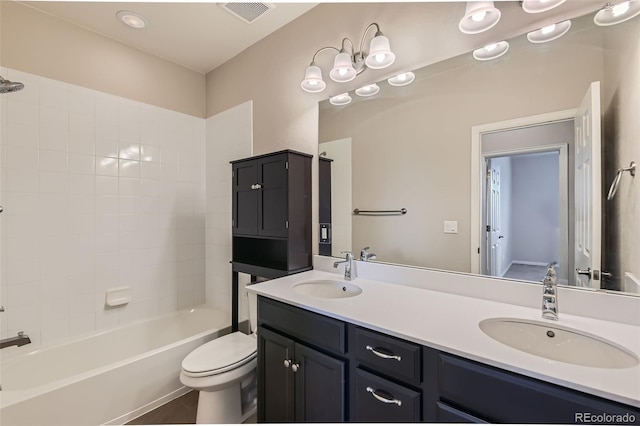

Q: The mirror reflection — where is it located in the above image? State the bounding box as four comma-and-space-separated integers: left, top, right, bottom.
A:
318, 12, 639, 295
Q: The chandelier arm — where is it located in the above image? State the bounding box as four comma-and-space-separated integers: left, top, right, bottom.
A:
341, 37, 355, 55
358, 23, 381, 57
311, 46, 340, 64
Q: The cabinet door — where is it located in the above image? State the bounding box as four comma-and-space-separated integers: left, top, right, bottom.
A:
232, 161, 258, 236
258, 327, 295, 422
294, 343, 346, 422
258, 154, 289, 238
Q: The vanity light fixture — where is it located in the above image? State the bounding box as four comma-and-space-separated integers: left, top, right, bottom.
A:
355, 83, 380, 97
300, 23, 395, 93
527, 20, 571, 43
387, 71, 415, 87
594, 1, 640, 26
459, 1, 501, 34
329, 93, 352, 106
472, 41, 510, 61
116, 10, 148, 29
521, 0, 567, 14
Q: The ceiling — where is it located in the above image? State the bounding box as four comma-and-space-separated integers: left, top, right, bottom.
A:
19, 1, 318, 74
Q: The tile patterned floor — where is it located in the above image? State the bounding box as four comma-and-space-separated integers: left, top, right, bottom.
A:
126, 391, 257, 424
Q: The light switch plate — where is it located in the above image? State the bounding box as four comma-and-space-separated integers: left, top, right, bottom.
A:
444, 221, 458, 234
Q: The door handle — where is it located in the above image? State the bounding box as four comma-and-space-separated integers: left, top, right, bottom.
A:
498, 235, 504, 239
576, 267, 592, 278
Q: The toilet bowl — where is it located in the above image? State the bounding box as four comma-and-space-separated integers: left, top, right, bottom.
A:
180, 292, 258, 424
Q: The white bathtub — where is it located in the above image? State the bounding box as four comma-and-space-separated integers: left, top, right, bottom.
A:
0, 307, 229, 426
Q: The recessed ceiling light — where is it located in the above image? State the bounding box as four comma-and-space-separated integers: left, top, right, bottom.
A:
116, 10, 148, 29
330, 93, 352, 106
388, 72, 415, 87
473, 41, 510, 61
527, 20, 571, 43
355, 83, 380, 97
594, 1, 640, 26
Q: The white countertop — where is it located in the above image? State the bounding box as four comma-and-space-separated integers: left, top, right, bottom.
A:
248, 269, 640, 408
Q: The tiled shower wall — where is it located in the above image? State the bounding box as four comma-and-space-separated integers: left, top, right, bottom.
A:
0, 68, 207, 352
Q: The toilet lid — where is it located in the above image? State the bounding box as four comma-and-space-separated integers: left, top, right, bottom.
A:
182, 332, 257, 376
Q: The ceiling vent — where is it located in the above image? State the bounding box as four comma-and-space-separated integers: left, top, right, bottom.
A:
220, 3, 274, 24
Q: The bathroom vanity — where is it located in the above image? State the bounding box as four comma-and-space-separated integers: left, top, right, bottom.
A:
250, 268, 640, 423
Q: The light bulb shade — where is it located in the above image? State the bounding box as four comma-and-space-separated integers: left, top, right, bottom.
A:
329, 52, 357, 83
301, 65, 326, 93
521, 0, 567, 14
472, 41, 509, 61
355, 83, 380, 97
329, 93, 352, 106
594, 1, 640, 26
387, 72, 415, 87
459, 1, 501, 34
365, 35, 396, 69
527, 20, 571, 43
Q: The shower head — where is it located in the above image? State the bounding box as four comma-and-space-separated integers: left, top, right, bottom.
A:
0, 76, 25, 94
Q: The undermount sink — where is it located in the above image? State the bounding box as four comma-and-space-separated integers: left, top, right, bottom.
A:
293, 280, 362, 299
479, 318, 639, 369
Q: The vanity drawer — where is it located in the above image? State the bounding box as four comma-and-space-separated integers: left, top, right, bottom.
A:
436, 402, 487, 423
438, 353, 640, 423
258, 296, 346, 354
351, 325, 421, 384
354, 368, 421, 422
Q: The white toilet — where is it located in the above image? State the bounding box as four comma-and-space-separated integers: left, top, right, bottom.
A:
180, 293, 258, 424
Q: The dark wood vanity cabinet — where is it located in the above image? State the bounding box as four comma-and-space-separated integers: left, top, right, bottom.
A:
349, 325, 423, 422
257, 296, 640, 424
257, 297, 346, 422
432, 352, 640, 424
231, 150, 312, 278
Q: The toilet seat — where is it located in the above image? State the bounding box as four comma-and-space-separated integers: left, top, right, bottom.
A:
182, 332, 257, 378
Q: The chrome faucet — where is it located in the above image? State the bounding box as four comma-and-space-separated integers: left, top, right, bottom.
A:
0, 331, 31, 349
542, 262, 558, 320
333, 251, 355, 281
360, 246, 377, 261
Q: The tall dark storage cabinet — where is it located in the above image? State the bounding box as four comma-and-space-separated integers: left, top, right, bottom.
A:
231, 150, 312, 274
230, 150, 313, 329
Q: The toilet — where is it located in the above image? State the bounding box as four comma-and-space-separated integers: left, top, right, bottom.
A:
180, 293, 258, 424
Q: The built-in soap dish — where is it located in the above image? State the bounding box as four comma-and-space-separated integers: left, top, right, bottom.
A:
105, 287, 131, 307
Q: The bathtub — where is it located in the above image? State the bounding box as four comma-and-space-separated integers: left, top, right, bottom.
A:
0, 307, 229, 426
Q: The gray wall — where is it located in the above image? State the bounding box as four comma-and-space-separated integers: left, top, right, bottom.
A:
602, 18, 640, 291
511, 153, 560, 265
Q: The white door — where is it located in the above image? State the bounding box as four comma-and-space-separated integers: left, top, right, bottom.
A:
574, 81, 602, 288
486, 161, 503, 276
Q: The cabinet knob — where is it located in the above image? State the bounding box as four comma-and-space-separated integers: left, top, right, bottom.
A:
291, 363, 300, 373
254, 183, 262, 189
283, 359, 291, 368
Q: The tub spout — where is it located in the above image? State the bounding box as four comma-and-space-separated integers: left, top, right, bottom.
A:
0, 331, 31, 349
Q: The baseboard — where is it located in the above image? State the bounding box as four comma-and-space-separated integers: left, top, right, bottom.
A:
499, 260, 514, 278
512, 260, 549, 267
104, 386, 192, 425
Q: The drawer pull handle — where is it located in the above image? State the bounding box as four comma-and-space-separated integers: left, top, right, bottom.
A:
366, 387, 402, 406
365, 345, 402, 361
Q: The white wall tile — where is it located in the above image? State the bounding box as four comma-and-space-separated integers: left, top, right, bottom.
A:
1, 69, 207, 352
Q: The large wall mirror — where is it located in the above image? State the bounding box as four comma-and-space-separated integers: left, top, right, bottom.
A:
318, 11, 639, 296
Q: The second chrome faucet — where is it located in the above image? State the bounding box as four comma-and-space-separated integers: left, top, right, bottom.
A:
542, 262, 559, 320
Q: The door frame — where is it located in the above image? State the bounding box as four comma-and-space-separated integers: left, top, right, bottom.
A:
470, 109, 576, 275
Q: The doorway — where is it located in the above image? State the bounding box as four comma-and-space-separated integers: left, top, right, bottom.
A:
484, 150, 564, 283
470, 111, 575, 285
